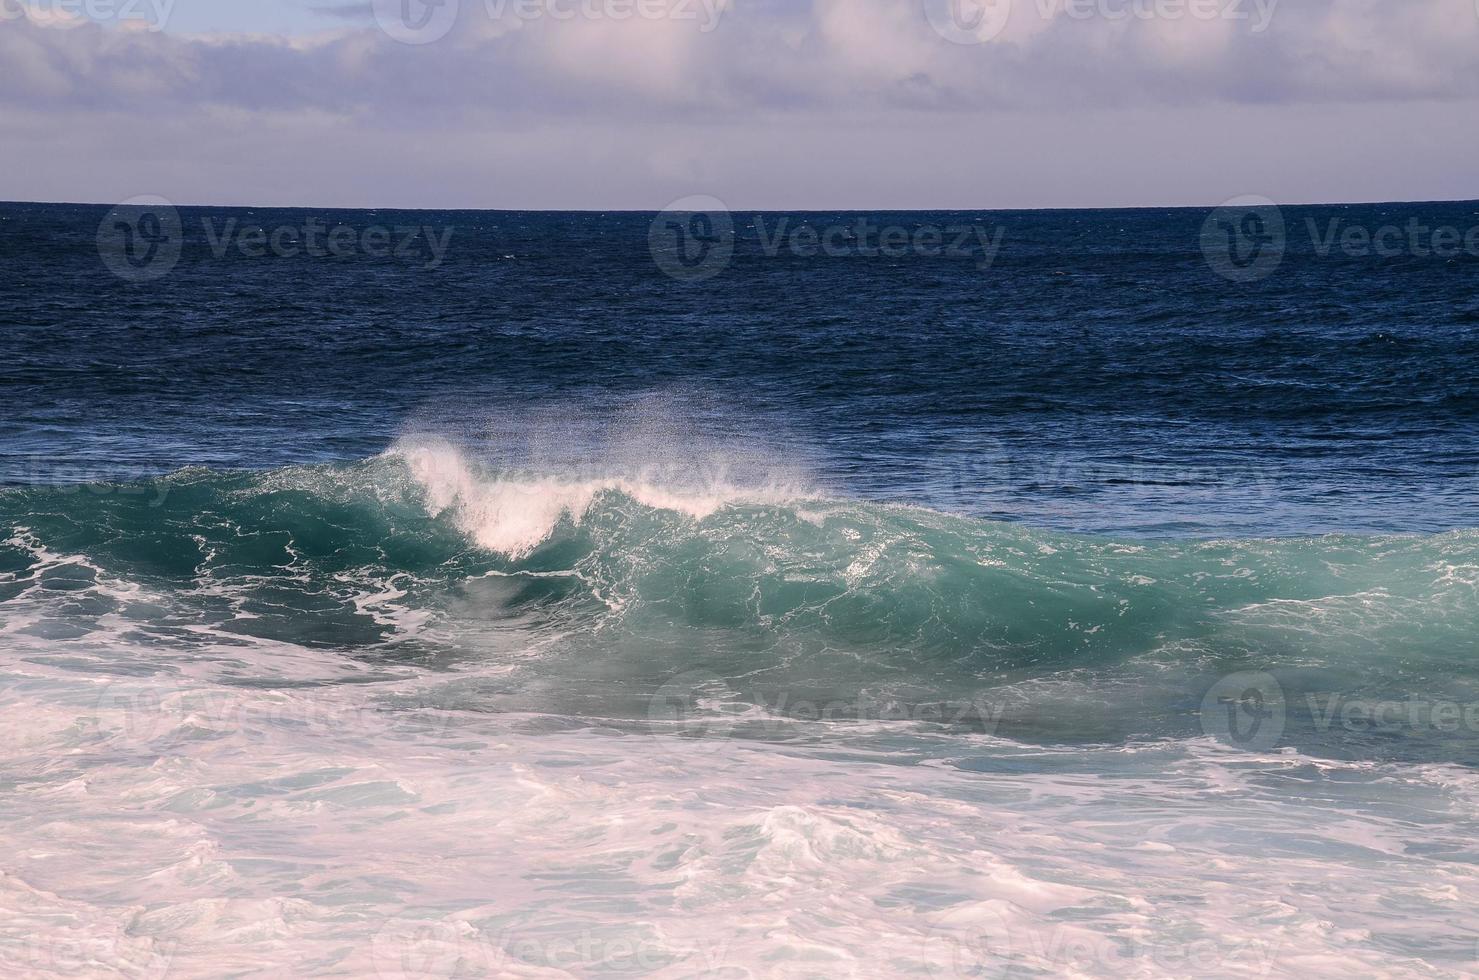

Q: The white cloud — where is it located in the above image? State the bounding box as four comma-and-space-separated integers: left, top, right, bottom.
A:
1, 0, 1477, 205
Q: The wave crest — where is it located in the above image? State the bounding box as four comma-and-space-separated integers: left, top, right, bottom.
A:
389, 436, 807, 558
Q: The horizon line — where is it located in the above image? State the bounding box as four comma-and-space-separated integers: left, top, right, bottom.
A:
5, 196, 1479, 213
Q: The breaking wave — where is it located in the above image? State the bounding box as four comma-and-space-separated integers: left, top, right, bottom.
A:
2, 441, 1477, 759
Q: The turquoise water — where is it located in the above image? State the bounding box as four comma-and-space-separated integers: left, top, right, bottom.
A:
6, 446, 1478, 765
3, 202, 1478, 976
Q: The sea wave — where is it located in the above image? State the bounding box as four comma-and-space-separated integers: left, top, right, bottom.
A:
4, 446, 1479, 976
3, 445, 1478, 758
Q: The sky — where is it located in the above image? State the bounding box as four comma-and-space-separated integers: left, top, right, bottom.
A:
3, 0, 1479, 209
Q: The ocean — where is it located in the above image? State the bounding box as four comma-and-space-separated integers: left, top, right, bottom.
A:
2, 199, 1478, 977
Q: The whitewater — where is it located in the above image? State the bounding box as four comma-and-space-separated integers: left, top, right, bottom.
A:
2, 437, 1477, 977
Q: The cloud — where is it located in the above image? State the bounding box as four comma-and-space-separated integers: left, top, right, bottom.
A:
2, 0, 1477, 206
4, 0, 1478, 113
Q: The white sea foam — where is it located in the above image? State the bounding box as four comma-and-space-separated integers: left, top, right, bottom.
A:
389, 436, 807, 557
5, 457, 1479, 977
3, 648, 1478, 978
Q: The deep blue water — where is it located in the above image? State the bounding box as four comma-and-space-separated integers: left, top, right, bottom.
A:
4, 200, 1477, 537
3, 198, 1479, 759
5, 201, 1479, 975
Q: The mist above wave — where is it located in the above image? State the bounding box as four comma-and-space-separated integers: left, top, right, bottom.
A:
389, 434, 809, 558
